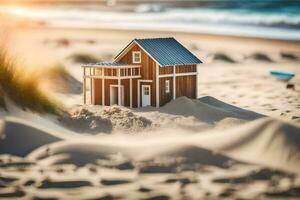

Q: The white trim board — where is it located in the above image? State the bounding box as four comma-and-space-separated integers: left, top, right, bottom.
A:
196, 64, 199, 98
173, 65, 176, 100
158, 72, 198, 78
109, 84, 125, 106
129, 78, 133, 108
102, 78, 105, 106
84, 75, 141, 79
156, 64, 160, 108
82, 65, 141, 69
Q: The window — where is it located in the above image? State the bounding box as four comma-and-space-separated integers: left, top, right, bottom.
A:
132, 51, 141, 63
165, 80, 170, 94
144, 87, 150, 95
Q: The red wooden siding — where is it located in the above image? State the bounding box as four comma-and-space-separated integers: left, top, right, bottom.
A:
159, 66, 173, 75
94, 79, 102, 105
176, 65, 196, 73
118, 44, 157, 107
176, 75, 196, 99
159, 77, 173, 106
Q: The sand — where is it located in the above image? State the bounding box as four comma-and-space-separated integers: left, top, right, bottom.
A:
1, 115, 300, 199
0, 25, 300, 199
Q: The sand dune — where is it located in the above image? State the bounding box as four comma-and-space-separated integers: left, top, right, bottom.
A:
57, 96, 263, 135
24, 117, 300, 174
246, 52, 274, 62
136, 117, 300, 174
1, 101, 300, 199
12, 116, 298, 199
193, 118, 300, 173
0, 117, 63, 156
59, 105, 152, 134
211, 53, 236, 63
161, 96, 264, 123
1, 97, 298, 174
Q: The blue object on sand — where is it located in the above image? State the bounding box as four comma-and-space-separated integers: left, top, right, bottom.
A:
270, 71, 295, 81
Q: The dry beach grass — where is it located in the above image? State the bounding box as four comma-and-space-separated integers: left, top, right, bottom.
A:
0, 48, 61, 114
0, 41, 60, 114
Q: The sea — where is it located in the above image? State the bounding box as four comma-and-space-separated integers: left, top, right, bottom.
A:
0, 0, 300, 40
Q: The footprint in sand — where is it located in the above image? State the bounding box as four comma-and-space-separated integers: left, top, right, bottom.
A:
91, 194, 114, 200
88, 166, 98, 173
265, 186, 300, 198
0, 189, 26, 198
143, 194, 170, 200
219, 188, 236, 198
100, 179, 131, 186
164, 177, 195, 186
292, 116, 300, 120
285, 96, 293, 99
138, 187, 152, 193
246, 52, 273, 62
212, 53, 236, 63
55, 168, 64, 173
0, 176, 19, 185
280, 52, 299, 61
261, 104, 272, 108
23, 180, 35, 187
38, 180, 92, 189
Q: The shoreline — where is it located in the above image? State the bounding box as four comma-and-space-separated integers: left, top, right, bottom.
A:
17, 24, 300, 46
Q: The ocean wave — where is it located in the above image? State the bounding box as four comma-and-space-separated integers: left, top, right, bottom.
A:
163, 9, 300, 28
1, 6, 299, 29
1, 5, 300, 40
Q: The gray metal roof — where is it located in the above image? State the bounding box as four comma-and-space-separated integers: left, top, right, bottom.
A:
86, 61, 126, 66
128, 37, 202, 66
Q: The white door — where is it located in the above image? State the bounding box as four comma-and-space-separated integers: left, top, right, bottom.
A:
110, 85, 124, 106
142, 85, 151, 107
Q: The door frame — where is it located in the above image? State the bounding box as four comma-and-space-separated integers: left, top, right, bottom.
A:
141, 84, 151, 107
137, 80, 153, 107
110, 84, 124, 106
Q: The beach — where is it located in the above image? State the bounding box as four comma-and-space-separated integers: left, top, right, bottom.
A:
0, 23, 300, 199
5, 25, 300, 121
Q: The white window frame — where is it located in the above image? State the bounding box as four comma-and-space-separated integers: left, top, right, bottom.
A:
144, 86, 150, 95
165, 80, 170, 94
132, 51, 141, 64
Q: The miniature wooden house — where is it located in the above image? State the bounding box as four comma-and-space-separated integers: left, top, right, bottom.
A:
82, 37, 202, 108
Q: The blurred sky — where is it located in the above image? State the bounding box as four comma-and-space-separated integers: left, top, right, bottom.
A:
1, 0, 299, 40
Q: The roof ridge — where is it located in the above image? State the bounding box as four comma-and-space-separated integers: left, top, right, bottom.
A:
135, 37, 175, 41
